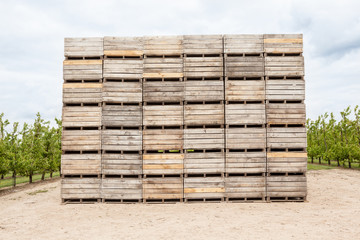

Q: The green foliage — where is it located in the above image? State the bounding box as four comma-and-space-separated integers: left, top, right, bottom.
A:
307, 106, 360, 168
0, 112, 62, 185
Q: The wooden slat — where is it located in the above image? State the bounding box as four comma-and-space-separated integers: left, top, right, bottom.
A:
102, 105, 142, 126
183, 35, 223, 54
266, 103, 306, 124
226, 128, 266, 149
63, 60, 103, 80
104, 36, 143, 56
226, 152, 266, 174
143, 177, 183, 199
266, 79, 305, 100
144, 35, 183, 55
184, 57, 223, 77
62, 130, 101, 151
225, 104, 265, 125
102, 129, 142, 151
267, 152, 307, 173
62, 107, 101, 127
102, 178, 142, 199
184, 104, 224, 125
143, 129, 183, 150
103, 59, 143, 79
264, 34, 303, 54
184, 177, 225, 199
267, 175, 307, 198
61, 154, 101, 175
184, 152, 224, 174
143, 58, 183, 78
225, 176, 266, 199
224, 34, 264, 54
143, 81, 184, 102
143, 154, 184, 175
64, 37, 103, 57
225, 56, 264, 77
102, 81, 142, 103
267, 127, 307, 149
225, 80, 265, 101
185, 80, 223, 101
63, 83, 102, 103
184, 128, 224, 149
102, 154, 142, 175
143, 105, 183, 126
61, 178, 101, 199
265, 56, 304, 76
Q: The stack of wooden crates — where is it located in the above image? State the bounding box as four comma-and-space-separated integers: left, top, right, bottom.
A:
61, 34, 306, 203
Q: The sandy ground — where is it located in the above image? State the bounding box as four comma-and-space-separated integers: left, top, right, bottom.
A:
0, 169, 359, 240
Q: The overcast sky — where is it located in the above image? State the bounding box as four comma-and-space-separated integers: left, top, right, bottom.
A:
0, 0, 359, 125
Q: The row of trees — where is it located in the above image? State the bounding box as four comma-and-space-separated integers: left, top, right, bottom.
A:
307, 106, 360, 168
0, 113, 61, 186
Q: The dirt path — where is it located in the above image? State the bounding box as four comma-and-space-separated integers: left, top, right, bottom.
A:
0, 169, 359, 240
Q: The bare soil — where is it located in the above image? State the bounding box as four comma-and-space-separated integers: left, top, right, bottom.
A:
0, 169, 359, 240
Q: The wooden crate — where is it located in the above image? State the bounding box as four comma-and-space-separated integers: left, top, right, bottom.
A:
184, 177, 225, 199
266, 79, 305, 100
63, 83, 102, 104
225, 176, 266, 200
184, 104, 224, 125
103, 59, 143, 79
184, 56, 223, 77
225, 56, 264, 77
264, 34, 303, 54
102, 178, 142, 200
143, 153, 184, 175
224, 34, 263, 54
62, 129, 101, 152
143, 177, 183, 200
225, 103, 265, 125
185, 80, 223, 101
104, 36, 143, 57
143, 105, 183, 126
184, 151, 224, 175
102, 154, 142, 175
267, 175, 307, 199
143, 58, 183, 78
64, 37, 103, 57
61, 154, 101, 175
226, 152, 266, 174
265, 56, 304, 76
63, 60, 103, 81
102, 129, 142, 151
102, 81, 142, 103
61, 178, 101, 199
267, 152, 307, 173
102, 105, 142, 127
62, 106, 101, 127
144, 35, 183, 56
225, 80, 265, 101
226, 128, 266, 149
266, 103, 306, 125
143, 81, 184, 102
183, 35, 223, 54
143, 129, 183, 151
184, 128, 224, 150
267, 127, 307, 149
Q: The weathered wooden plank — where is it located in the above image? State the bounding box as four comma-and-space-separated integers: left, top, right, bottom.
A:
104, 36, 143, 56
143, 177, 183, 199
225, 80, 265, 101
225, 56, 264, 77
265, 56, 304, 76
224, 34, 264, 54
184, 177, 224, 199
184, 104, 224, 125
103, 59, 143, 79
62, 107, 101, 127
102, 130, 142, 151
143, 105, 183, 126
61, 178, 101, 199
63, 60, 103, 80
64, 37, 103, 57
143, 154, 184, 175
102, 178, 142, 199
102, 81, 142, 103
184, 128, 224, 149
63, 83, 102, 103
143, 58, 183, 77
102, 154, 142, 175
183, 35, 223, 54
184, 56, 223, 77
225, 104, 265, 125
102, 105, 142, 126
61, 154, 101, 175
143, 81, 184, 102
62, 130, 101, 151
226, 152, 266, 173
184, 152, 224, 174
267, 152, 307, 173
144, 35, 183, 55
185, 80, 223, 101
143, 129, 183, 150
264, 34, 303, 53
267, 127, 307, 149
267, 175, 307, 198
266, 79, 305, 100
267, 103, 306, 124
226, 128, 266, 149
225, 176, 266, 198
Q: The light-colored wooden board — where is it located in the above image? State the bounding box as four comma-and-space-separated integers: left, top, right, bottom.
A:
226, 128, 266, 149
185, 80, 223, 101
144, 35, 183, 55
224, 34, 263, 54
264, 34, 303, 53
225, 104, 265, 125
267, 175, 307, 198
184, 177, 224, 199
225, 56, 264, 77
267, 127, 307, 149
225, 176, 266, 198
267, 152, 307, 173
102, 154, 142, 175
183, 35, 223, 54
143, 154, 184, 175
266, 79, 305, 100
103, 59, 143, 79
102, 105, 142, 126
102, 178, 142, 199
184, 104, 224, 125
225, 80, 265, 101
226, 152, 266, 173
102, 129, 142, 151
143, 177, 183, 199
184, 128, 224, 149
63, 83, 102, 103
62, 107, 101, 127
265, 56, 304, 76
62, 130, 101, 151
63, 60, 103, 80
102, 82, 142, 103
184, 57, 223, 77
184, 152, 224, 174
104, 36, 143, 56
266, 103, 306, 124
143, 81, 184, 102
64, 37, 103, 57
143, 105, 183, 126
61, 154, 101, 175
61, 178, 101, 199
143, 129, 183, 150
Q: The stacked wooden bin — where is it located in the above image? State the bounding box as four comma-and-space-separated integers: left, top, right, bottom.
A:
61, 34, 306, 203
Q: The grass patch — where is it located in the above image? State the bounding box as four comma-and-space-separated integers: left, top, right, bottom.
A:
0, 172, 60, 189
27, 189, 48, 195
307, 164, 333, 170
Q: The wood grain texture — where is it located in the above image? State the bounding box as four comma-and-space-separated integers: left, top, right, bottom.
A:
183, 35, 223, 54
102, 154, 142, 175
226, 152, 266, 174
143, 58, 183, 77
102, 178, 142, 199
143, 129, 183, 150
225, 103, 265, 125
62, 107, 101, 127
64, 37, 103, 57
267, 175, 307, 198
143, 105, 183, 126
226, 128, 266, 149
266, 103, 306, 124
62, 130, 101, 151
265, 56, 304, 76
184, 177, 225, 199
63, 60, 103, 80
104, 36, 143, 56
264, 34, 303, 53
225, 80, 265, 101
61, 178, 101, 199
102, 82, 142, 103
61, 154, 101, 175
143, 154, 184, 175
225, 56, 264, 77
143, 81, 184, 102
184, 57, 223, 77
102, 105, 142, 126
144, 35, 183, 56
267, 152, 307, 173
224, 34, 263, 54
267, 127, 307, 149
184, 104, 224, 125
225, 176, 266, 198
102, 129, 142, 151
184, 128, 224, 150
185, 80, 223, 101
184, 152, 224, 174
143, 177, 183, 199
103, 59, 143, 79
266, 79, 305, 100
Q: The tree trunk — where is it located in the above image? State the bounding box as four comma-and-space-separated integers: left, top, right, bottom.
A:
50, 172, 53, 178
348, 160, 351, 168
1, 174, 4, 179
41, 172, 45, 181
12, 171, 16, 187
311, 157, 314, 164
29, 174, 33, 183
328, 159, 331, 165
337, 159, 340, 166
319, 157, 321, 164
